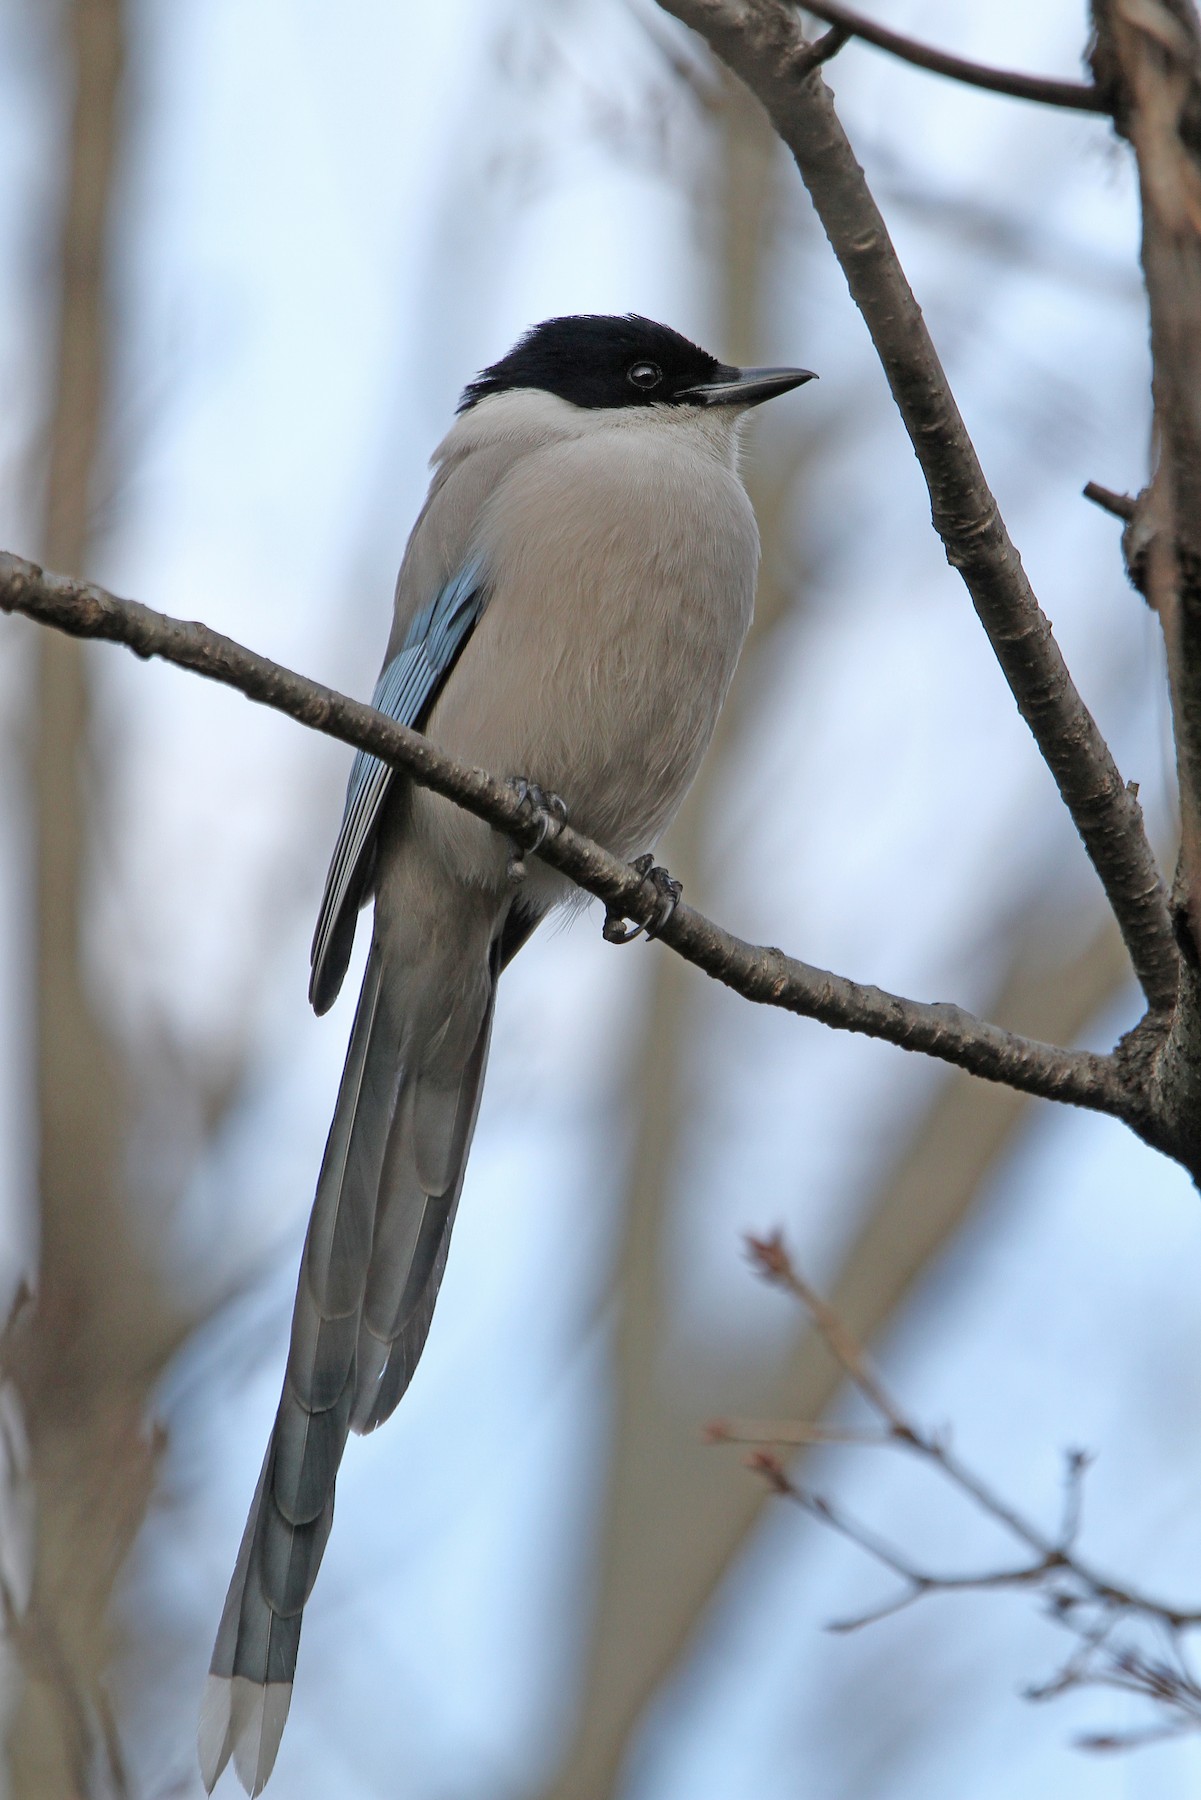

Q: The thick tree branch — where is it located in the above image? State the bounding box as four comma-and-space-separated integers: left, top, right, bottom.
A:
0, 551, 1145, 1127
1091, 2, 1201, 957
799, 2, 1107, 112
655, 0, 1179, 1017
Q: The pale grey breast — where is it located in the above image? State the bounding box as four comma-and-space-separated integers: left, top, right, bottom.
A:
416, 398, 758, 882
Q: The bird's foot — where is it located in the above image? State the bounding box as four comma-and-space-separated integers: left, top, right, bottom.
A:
505, 778, 568, 882
603, 853, 682, 945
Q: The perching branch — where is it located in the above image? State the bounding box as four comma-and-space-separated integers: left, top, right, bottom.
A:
0, 551, 1149, 1130
729, 1233, 1201, 1745
799, 1, 1108, 112
654, 0, 1179, 1016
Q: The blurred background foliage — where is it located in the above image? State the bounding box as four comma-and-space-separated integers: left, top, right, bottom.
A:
0, 1, 1198, 1795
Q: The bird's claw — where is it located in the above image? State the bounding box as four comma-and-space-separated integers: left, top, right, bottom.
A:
506, 778, 568, 882
603, 854, 682, 945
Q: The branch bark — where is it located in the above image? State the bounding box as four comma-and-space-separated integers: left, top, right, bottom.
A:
0, 551, 1150, 1135
1083, 0, 1201, 1176
1091, 1, 1201, 950
799, 1, 1107, 112
653, 0, 1179, 1018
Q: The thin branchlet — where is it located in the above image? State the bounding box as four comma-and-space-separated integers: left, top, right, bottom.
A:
731, 1233, 1201, 1743
799, 0, 1108, 111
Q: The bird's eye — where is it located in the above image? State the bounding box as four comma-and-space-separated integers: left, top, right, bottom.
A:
627, 361, 663, 391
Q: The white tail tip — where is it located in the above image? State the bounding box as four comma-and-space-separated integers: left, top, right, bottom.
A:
199, 1673, 293, 1796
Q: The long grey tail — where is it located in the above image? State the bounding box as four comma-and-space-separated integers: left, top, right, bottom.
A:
200, 934, 496, 1795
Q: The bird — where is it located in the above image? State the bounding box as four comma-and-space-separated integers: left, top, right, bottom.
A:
199, 313, 815, 1794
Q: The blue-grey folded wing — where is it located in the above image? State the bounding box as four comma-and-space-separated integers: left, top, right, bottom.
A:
309, 559, 487, 1014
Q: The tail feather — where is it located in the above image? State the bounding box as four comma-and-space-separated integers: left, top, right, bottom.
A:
200, 1673, 293, 1800
362, 1191, 449, 1344
353, 1190, 450, 1407
207, 1453, 268, 1682
201, 1456, 303, 1796
285, 1304, 357, 1412
257, 1478, 336, 1617
352, 980, 496, 1436
303, 954, 400, 1319
272, 1372, 355, 1526
203, 920, 504, 1790
355, 1200, 463, 1434
411, 1068, 476, 1195
360, 1086, 428, 1339
202, 949, 396, 1793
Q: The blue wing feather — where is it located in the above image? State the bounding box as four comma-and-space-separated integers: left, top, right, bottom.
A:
309, 560, 487, 1014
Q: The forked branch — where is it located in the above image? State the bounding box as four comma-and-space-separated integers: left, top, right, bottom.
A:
728, 1234, 1201, 1746
655, 0, 1179, 1014
800, 1, 1107, 112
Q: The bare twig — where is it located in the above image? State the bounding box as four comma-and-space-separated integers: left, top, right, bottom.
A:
705, 1418, 888, 1446
548, 904, 1132, 1795
745, 1231, 1201, 1620
0, 551, 1147, 1129
655, 0, 1179, 1015
791, 21, 850, 77
736, 1232, 1201, 1739
799, 1, 1108, 111
747, 1232, 905, 1427
1058, 1447, 1093, 1549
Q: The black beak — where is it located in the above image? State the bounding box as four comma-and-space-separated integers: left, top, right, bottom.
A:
677, 364, 817, 408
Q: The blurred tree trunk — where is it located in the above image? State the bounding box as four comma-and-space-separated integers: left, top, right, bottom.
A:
540, 69, 804, 1800
541, 68, 1136, 1800
7, 1, 185, 1792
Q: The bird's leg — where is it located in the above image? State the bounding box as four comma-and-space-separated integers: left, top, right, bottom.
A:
505, 777, 569, 882
603, 853, 683, 945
